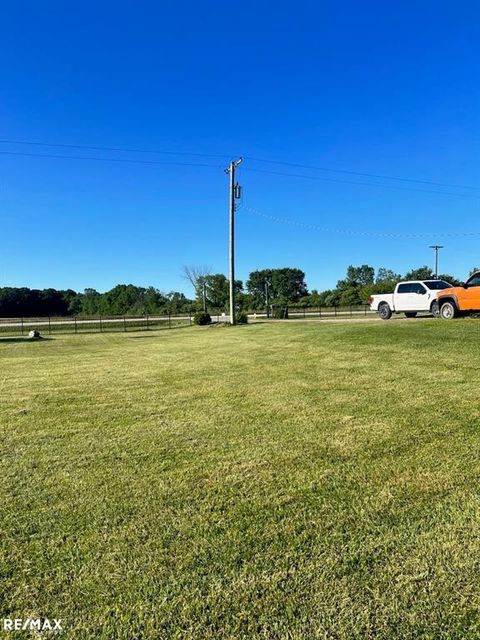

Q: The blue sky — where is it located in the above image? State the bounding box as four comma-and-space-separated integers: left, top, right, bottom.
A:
1, 1, 479, 295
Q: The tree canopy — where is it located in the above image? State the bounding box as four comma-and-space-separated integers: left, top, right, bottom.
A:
246, 268, 308, 307
0, 285, 194, 318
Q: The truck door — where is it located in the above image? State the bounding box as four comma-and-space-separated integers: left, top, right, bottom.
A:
409, 282, 429, 310
461, 273, 480, 309
395, 283, 415, 311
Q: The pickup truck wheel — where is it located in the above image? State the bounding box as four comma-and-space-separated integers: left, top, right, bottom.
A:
405, 312, 417, 318
378, 303, 392, 320
440, 301, 456, 320
431, 301, 439, 318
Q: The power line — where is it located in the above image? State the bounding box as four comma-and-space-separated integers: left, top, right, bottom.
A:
0, 150, 223, 169
246, 155, 480, 191
0, 138, 232, 160
243, 167, 480, 200
1, 138, 478, 192
243, 205, 480, 239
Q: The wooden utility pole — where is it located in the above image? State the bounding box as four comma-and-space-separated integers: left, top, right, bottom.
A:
225, 158, 243, 324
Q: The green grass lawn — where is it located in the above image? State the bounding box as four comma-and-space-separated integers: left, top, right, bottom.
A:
2, 319, 480, 639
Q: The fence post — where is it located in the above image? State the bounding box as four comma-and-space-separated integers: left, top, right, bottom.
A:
319, 305, 322, 317
74, 316, 77, 334
350, 304, 352, 317
189, 310, 192, 326
21, 318, 24, 335
123, 316, 126, 332
146, 315, 149, 331
365, 304, 367, 316
168, 314, 171, 328
48, 317, 51, 335
99, 316, 103, 332
334, 305, 337, 317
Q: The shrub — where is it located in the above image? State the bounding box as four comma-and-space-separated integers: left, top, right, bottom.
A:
194, 312, 211, 326
236, 312, 248, 324
272, 306, 289, 319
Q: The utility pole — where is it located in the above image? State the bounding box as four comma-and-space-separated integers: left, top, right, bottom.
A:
429, 245, 443, 278
265, 278, 271, 318
225, 158, 243, 325
202, 279, 207, 313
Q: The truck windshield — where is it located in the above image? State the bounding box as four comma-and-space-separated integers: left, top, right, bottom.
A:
424, 281, 452, 290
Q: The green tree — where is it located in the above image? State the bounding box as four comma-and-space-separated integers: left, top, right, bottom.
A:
164, 291, 191, 314
345, 265, 375, 286
356, 267, 403, 303
360, 280, 398, 302
60, 289, 82, 315
323, 290, 341, 306
437, 273, 462, 287
101, 285, 144, 315
404, 266, 434, 280
246, 268, 307, 308
336, 265, 375, 306
376, 268, 401, 283
144, 287, 168, 313
202, 274, 242, 310
81, 288, 102, 316
299, 289, 339, 307
339, 287, 363, 306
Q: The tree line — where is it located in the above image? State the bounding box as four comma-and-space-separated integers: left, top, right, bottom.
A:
0, 286, 192, 318
300, 265, 463, 308
0, 265, 467, 317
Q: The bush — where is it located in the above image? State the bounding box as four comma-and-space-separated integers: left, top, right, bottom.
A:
272, 306, 289, 319
194, 312, 211, 326
236, 312, 248, 324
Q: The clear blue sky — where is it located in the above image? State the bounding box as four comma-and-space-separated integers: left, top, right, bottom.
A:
1, 1, 479, 296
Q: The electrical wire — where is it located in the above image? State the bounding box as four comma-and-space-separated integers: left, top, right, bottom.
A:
243, 205, 480, 239
0, 150, 224, 169
242, 167, 480, 200
0, 138, 232, 160
1, 138, 478, 192
245, 156, 480, 191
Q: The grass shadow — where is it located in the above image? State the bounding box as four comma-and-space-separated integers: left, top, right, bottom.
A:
0, 337, 54, 344
128, 334, 169, 339
128, 325, 193, 338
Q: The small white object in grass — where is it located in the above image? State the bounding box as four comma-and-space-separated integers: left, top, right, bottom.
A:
28, 330, 41, 339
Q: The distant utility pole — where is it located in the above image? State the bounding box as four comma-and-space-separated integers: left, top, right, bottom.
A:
202, 279, 207, 313
429, 245, 444, 278
265, 278, 271, 318
225, 158, 243, 325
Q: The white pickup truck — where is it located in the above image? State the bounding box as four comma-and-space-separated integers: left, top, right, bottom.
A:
369, 280, 452, 320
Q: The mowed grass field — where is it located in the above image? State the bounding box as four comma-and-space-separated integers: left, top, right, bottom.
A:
2, 319, 480, 639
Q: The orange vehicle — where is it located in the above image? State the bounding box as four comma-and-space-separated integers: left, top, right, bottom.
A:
437, 271, 480, 319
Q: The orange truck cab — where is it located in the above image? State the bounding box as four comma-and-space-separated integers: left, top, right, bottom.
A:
437, 271, 480, 319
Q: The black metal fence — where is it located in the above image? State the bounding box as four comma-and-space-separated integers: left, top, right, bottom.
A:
259, 304, 373, 319
0, 314, 193, 337
0, 305, 375, 338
